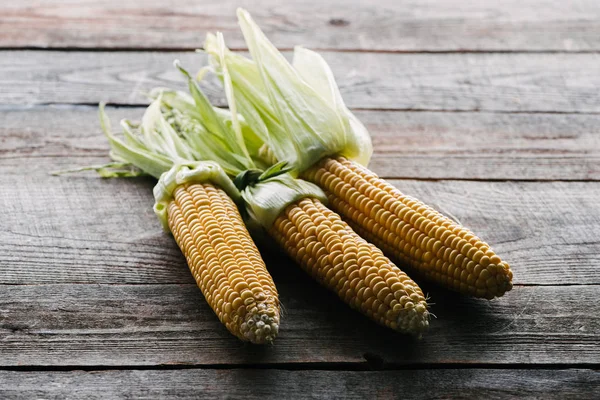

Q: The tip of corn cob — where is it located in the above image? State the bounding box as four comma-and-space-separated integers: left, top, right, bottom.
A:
396, 300, 430, 338
239, 297, 280, 344
478, 260, 514, 300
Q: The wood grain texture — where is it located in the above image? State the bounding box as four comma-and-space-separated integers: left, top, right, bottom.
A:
0, 369, 598, 399
1, 51, 599, 113
0, 283, 598, 366
0, 2, 597, 396
1, 0, 599, 51
2, 172, 599, 285
3, 106, 600, 181
366, 111, 600, 181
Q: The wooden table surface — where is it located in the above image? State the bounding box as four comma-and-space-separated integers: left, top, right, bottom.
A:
1, 1, 599, 398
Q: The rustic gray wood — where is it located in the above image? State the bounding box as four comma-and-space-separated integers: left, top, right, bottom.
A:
1, 2, 598, 398
3, 106, 600, 181
1, 51, 599, 113
2, 167, 598, 285
0, 368, 598, 399
1, 0, 599, 52
366, 111, 600, 181
0, 283, 598, 366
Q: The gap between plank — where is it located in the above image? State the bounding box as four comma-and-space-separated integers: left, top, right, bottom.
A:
2, 156, 597, 182
9, 102, 600, 116
0, 283, 597, 287
2, 159, 596, 183
0, 363, 598, 373
376, 177, 600, 183
4, 103, 600, 116
1, 46, 600, 55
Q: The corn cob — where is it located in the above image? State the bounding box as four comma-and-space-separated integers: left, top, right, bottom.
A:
303, 157, 513, 300
164, 60, 429, 336
270, 197, 429, 336
168, 182, 280, 343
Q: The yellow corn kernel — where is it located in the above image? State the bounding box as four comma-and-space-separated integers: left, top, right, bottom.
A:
270, 197, 429, 336
168, 183, 280, 343
303, 157, 513, 300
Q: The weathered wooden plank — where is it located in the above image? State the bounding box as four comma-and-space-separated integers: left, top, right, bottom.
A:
3, 106, 600, 181
1, 51, 599, 113
0, 369, 598, 399
1, 170, 598, 285
0, 284, 597, 366
1, 1, 599, 52
366, 111, 600, 181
